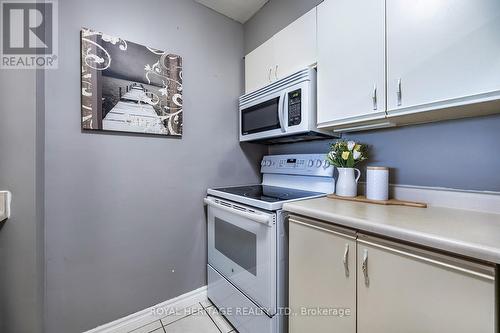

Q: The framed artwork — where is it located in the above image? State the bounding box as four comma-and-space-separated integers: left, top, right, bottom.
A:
80, 28, 183, 137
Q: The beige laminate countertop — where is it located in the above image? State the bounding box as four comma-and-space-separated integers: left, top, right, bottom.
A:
283, 197, 500, 264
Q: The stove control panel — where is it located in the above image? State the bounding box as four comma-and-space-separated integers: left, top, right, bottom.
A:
260, 154, 334, 177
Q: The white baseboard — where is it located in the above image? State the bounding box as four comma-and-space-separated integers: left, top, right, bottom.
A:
84, 286, 207, 333
358, 182, 500, 214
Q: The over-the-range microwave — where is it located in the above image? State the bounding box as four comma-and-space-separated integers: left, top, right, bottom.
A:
239, 68, 335, 144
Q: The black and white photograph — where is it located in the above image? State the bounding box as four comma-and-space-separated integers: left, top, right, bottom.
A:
80, 28, 183, 136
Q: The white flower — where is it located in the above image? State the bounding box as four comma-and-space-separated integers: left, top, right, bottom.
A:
328, 151, 336, 160
353, 150, 361, 160
347, 141, 356, 151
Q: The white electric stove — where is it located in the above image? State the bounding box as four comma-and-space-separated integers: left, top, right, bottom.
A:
205, 154, 334, 333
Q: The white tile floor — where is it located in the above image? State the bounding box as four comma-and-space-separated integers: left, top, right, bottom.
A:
127, 298, 237, 333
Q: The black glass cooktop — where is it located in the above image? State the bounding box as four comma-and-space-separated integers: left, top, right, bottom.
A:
212, 185, 324, 203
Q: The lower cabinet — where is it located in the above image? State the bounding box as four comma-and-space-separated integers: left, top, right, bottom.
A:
289, 215, 497, 333
289, 216, 356, 333
357, 234, 496, 333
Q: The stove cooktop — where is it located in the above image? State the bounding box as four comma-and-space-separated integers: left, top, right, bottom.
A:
208, 185, 326, 210
213, 185, 324, 202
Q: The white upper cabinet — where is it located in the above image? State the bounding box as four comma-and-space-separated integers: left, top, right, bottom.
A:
317, 0, 386, 128
387, 0, 500, 115
246, 0, 500, 129
245, 8, 317, 93
245, 39, 277, 94
272, 8, 317, 82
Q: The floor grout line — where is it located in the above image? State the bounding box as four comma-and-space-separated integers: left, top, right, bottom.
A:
203, 305, 223, 333
156, 320, 165, 333
126, 319, 163, 333
153, 300, 235, 333
160, 315, 166, 332
161, 313, 192, 328
159, 301, 211, 331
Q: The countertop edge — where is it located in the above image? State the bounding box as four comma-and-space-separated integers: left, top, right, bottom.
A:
283, 202, 500, 265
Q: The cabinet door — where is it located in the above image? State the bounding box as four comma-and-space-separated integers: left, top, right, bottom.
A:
317, 0, 386, 127
357, 235, 496, 333
272, 8, 317, 81
289, 217, 356, 333
245, 39, 276, 93
387, 0, 500, 113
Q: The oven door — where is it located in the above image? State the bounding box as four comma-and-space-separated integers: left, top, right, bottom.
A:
205, 197, 277, 315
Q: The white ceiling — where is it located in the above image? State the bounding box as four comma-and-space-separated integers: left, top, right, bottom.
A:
195, 0, 269, 23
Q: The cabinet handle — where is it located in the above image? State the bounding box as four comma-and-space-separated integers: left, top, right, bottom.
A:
372, 84, 378, 110
397, 78, 402, 106
278, 90, 287, 132
343, 244, 349, 277
274, 64, 279, 81
362, 249, 369, 286
268, 68, 272, 82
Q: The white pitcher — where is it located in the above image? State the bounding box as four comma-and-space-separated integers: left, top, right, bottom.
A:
336, 168, 361, 197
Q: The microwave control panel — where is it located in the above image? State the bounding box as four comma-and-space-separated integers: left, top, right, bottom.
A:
288, 89, 302, 126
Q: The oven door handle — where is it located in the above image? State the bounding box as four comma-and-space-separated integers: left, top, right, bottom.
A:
277, 91, 287, 133
204, 198, 273, 226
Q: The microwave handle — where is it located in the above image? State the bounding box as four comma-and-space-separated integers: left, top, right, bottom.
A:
278, 91, 287, 133
204, 198, 273, 226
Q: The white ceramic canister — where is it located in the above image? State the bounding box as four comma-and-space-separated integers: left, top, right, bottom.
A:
366, 166, 389, 201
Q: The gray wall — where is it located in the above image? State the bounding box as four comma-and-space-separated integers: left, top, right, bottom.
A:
0, 70, 44, 332
269, 115, 500, 191
246, 0, 500, 192
44, 0, 265, 332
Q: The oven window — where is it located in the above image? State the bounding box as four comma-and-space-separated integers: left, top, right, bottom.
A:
214, 218, 257, 276
241, 97, 280, 135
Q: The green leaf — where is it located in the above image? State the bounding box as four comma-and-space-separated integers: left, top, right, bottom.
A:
347, 153, 355, 168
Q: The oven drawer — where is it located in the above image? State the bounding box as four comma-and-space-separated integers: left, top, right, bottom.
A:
206, 197, 277, 315
208, 264, 279, 333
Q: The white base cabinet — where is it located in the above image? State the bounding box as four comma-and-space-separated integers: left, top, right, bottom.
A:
289, 216, 497, 332
289, 216, 356, 333
357, 234, 496, 333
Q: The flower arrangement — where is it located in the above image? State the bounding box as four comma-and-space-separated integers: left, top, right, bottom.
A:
327, 140, 368, 168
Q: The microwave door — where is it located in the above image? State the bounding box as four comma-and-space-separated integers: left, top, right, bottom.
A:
241, 97, 281, 136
